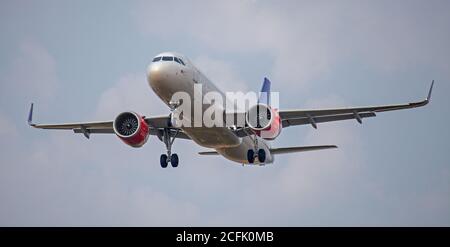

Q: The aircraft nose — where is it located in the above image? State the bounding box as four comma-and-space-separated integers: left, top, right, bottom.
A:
147, 63, 164, 85
147, 61, 188, 97
147, 61, 182, 85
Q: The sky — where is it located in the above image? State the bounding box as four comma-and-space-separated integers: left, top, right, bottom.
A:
0, 0, 449, 226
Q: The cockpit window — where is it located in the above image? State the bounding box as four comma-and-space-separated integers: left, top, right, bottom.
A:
154, 56, 185, 65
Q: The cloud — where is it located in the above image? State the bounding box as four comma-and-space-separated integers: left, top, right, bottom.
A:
1, 41, 58, 105
94, 73, 167, 119
132, 0, 450, 92
202, 95, 368, 226
0, 111, 18, 137
0, 117, 205, 226
193, 56, 249, 92
130, 1, 333, 90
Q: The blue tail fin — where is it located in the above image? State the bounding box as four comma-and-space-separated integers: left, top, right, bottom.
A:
258, 77, 271, 105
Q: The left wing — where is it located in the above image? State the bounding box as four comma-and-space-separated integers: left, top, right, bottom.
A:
279, 80, 433, 129
229, 80, 433, 136
27, 103, 190, 140
280, 80, 433, 129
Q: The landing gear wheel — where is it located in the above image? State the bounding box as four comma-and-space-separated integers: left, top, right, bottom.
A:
171, 154, 179, 167
247, 149, 255, 164
159, 128, 180, 168
160, 154, 168, 168
258, 149, 266, 163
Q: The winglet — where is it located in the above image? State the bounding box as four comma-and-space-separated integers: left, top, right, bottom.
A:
427, 80, 434, 102
27, 103, 35, 126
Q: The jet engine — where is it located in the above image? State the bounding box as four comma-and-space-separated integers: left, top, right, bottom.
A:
245, 103, 282, 140
113, 112, 149, 148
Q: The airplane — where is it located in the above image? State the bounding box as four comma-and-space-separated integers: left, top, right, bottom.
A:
28, 51, 434, 168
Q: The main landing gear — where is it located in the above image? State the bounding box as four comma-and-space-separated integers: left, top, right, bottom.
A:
246, 135, 266, 164
160, 128, 179, 168
247, 149, 266, 164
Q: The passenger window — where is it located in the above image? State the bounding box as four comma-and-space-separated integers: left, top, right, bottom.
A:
174, 57, 181, 64
152, 57, 161, 62
162, 56, 173, 61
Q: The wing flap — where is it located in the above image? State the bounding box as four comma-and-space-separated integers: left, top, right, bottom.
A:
73, 128, 114, 134
282, 112, 376, 127
279, 101, 427, 119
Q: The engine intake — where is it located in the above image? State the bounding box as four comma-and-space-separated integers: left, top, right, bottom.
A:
113, 112, 149, 148
246, 103, 281, 140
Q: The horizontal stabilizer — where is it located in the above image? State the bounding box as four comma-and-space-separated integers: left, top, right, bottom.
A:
199, 145, 337, 156
270, 145, 337, 154
198, 151, 219, 155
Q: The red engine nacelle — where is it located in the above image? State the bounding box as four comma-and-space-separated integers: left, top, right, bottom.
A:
113, 112, 149, 148
246, 103, 282, 140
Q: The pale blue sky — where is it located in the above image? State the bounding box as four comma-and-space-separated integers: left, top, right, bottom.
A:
0, 0, 449, 226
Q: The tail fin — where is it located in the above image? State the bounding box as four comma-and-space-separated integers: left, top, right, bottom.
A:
258, 77, 271, 105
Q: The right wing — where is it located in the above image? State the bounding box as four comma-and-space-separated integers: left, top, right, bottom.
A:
27, 103, 191, 140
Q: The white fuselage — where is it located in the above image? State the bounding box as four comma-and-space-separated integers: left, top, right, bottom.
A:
146, 52, 273, 164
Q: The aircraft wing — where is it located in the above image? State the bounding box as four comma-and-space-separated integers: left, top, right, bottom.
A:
279, 80, 434, 129
229, 80, 433, 137
27, 104, 190, 140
